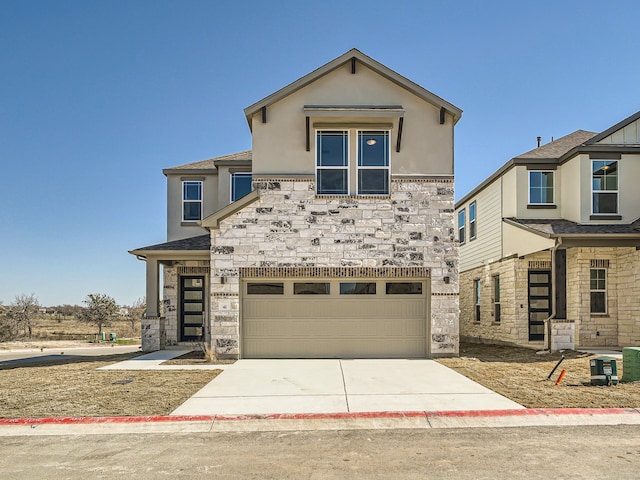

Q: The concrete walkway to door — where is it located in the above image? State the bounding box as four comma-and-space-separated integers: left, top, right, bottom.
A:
170, 359, 524, 416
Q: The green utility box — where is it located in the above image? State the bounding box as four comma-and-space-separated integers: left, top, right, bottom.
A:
621, 347, 640, 383
109, 332, 117, 342
590, 357, 618, 386
100, 332, 106, 341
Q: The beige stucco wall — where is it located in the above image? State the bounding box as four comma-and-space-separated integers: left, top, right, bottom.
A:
503, 222, 555, 258
559, 155, 582, 223
166, 173, 218, 241
250, 63, 454, 176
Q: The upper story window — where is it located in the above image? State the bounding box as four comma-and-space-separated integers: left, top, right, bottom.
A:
458, 209, 466, 244
231, 173, 253, 202
469, 201, 477, 240
592, 160, 618, 214
316, 129, 390, 196
357, 131, 390, 195
316, 130, 349, 195
529, 171, 555, 205
182, 181, 202, 221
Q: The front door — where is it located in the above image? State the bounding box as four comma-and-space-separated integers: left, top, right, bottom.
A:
528, 271, 551, 341
180, 276, 205, 341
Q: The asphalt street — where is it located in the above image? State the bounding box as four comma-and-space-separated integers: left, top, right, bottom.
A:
1, 425, 638, 479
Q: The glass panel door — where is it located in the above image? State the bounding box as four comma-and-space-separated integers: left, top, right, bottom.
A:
180, 276, 205, 341
528, 271, 550, 341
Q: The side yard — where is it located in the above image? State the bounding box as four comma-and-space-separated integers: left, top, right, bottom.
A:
437, 343, 640, 408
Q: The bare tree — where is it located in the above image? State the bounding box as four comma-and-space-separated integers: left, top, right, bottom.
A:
10, 294, 40, 338
79, 293, 118, 336
127, 297, 146, 332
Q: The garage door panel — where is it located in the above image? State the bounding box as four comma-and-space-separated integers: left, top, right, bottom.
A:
242, 278, 429, 358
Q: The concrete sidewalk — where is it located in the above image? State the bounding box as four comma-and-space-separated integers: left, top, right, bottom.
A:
2, 408, 640, 436
171, 358, 524, 416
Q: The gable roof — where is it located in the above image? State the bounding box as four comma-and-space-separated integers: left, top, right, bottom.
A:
129, 234, 211, 257
243, 48, 462, 130
585, 110, 640, 145
163, 151, 252, 175
456, 129, 597, 207
514, 130, 597, 160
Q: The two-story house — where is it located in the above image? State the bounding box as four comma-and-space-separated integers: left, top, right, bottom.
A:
130, 49, 462, 359
456, 111, 640, 351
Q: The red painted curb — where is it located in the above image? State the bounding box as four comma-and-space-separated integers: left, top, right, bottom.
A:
0, 408, 638, 426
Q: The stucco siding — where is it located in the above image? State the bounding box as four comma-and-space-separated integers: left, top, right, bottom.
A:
250, 63, 454, 177
458, 179, 502, 272
167, 173, 217, 241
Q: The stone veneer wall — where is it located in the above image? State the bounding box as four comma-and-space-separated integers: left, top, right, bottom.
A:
460, 251, 551, 348
617, 248, 640, 346
209, 177, 459, 359
141, 317, 165, 352
550, 320, 575, 351
162, 261, 210, 346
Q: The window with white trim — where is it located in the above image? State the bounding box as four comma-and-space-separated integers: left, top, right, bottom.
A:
592, 160, 618, 214
357, 131, 389, 195
469, 201, 477, 240
590, 268, 607, 314
316, 129, 390, 196
458, 209, 466, 244
316, 130, 348, 195
182, 181, 202, 221
529, 171, 555, 205
231, 173, 253, 202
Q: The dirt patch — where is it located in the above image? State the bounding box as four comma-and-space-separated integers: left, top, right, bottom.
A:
0, 352, 221, 418
163, 350, 237, 365
437, 343, 640, 408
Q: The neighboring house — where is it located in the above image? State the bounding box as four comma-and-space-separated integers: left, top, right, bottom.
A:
130, 48, 462, 359
456, 111, 640, 351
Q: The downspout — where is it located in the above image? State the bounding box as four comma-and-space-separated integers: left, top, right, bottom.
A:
546, 237, 563, 351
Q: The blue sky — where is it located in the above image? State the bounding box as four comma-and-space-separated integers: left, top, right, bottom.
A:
1, 0, 639, 306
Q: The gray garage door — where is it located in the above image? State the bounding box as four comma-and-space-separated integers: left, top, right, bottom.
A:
241, 278, 429, 358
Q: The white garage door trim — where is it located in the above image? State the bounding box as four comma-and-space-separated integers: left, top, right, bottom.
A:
241, 277, 430, 359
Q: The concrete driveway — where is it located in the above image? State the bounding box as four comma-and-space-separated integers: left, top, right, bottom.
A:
171, 359, 524, 416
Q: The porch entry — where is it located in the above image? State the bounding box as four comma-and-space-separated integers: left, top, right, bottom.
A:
528, 271, 551, 341
180, 276, 205, 341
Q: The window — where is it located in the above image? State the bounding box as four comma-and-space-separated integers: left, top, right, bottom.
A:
458, 209, 465, 244
340, 282, 376, 295
493, 275, 501, 323
469, 201, 477, 240
316, 129, 390, 196
529, 171, 555, 205
590, 268, 607, 314
386, 282, 423, 294
247, 283, 284, 295
592, 160, 618, 214
474, 279, 481, 322
357, 131, 389, 195
316, 130, 348, 195
293, 282, 330, 295
231, 173, 252, 202
182, 181, 202, 221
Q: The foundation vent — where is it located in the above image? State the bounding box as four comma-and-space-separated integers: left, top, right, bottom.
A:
528, 261, 551, 270
590, 259, 610, 268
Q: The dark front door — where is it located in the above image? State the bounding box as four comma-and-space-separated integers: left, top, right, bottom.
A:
528, 271, 551, 341
180, 276, 205, 341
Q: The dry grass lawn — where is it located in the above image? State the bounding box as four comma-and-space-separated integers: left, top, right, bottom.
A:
437, 343, 640, 409
1, 342, 639, 418
0, 352, 220, 418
